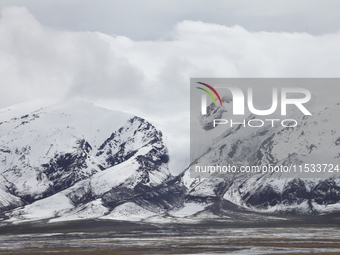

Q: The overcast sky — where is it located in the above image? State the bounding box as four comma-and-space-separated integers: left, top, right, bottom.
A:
1, 0, 340, 39
0, 1, 340, 174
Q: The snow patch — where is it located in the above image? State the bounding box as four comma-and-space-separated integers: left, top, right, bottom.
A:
101, 202, 157, 221
169, 202, 206, 218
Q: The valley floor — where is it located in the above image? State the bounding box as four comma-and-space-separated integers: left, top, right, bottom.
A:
1, 217, 340, 255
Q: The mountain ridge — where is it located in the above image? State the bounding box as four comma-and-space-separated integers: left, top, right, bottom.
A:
1, 99, 340, 224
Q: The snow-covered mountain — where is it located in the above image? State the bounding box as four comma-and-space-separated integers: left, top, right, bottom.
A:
184, 99, 340, 215
1, 98, 340, 224
0, 100, 185, 222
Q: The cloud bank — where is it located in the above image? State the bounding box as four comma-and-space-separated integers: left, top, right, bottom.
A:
1, 6, 340, 174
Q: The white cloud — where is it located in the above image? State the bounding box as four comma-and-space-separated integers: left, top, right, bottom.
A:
1, 6, 340, 174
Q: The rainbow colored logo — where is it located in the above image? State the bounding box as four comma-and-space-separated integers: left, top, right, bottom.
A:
196, 82, 223, 106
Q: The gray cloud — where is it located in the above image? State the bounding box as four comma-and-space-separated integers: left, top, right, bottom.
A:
0, 7, 145, 108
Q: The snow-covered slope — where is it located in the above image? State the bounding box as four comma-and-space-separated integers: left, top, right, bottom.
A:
0, 100, 185, 222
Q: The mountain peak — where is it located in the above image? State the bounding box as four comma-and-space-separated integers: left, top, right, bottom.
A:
0, 100, 176, 222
